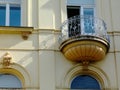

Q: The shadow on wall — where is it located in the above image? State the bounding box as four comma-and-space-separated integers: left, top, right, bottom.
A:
39, 0, 61, 28
0, 34, 38, 49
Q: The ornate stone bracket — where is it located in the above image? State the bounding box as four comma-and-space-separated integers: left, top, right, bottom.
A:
1, 52, 13, 68
21, 31, 32, 40
82, 61, 89, 70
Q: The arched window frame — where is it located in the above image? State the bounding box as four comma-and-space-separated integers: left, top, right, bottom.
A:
62, 64, 110, 90
0, 66, 31, 89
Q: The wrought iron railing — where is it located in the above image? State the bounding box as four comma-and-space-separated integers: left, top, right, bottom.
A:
59, 15, 110, 44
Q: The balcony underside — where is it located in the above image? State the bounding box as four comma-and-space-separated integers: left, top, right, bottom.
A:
60, 35, 109, 63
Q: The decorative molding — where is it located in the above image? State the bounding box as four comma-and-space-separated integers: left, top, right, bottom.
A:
0, 52, 31, 88
0, 68, 25, 88
62, 64, 110, 90
0, 26, 33, 40
21, 31, 31, 40
2, 52, 13, 68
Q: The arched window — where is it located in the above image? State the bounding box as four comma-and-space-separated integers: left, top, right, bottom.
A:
0, 74, 22, 89
71, 75, 101, 90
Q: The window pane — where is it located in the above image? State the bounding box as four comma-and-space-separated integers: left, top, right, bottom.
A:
0, 74, 22, 88
83, 8, 94, 33
71, 75, 101, 89
10, 5, 21, 26
0, 5, 6, 26
84, 8, 94, 16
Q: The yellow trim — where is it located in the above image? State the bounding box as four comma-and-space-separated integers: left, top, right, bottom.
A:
0, 26, 33, 40
62, 40, 107, 53
0, 68, 25, 88
0, 26, 33, 34
60, 40, 108, 62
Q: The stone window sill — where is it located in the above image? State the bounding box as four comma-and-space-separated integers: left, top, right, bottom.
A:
0, 26, 33, 40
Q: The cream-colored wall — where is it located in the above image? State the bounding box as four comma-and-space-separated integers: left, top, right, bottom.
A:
96, 0, 120, 89
0, 33, 39, 89
38, 0, 62, 29
96, 0, 120, 32
0, 0, 119, 90
38, 29, 59, 90
21, 0, 39, 28
22, 0, 62, 29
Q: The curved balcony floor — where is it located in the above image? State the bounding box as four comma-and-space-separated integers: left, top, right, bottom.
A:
60, 35, 110, 63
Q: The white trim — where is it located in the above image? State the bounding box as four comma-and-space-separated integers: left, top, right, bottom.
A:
6, 3, 10, 26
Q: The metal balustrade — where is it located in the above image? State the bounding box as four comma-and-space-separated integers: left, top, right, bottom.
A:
59, 15, 110, 44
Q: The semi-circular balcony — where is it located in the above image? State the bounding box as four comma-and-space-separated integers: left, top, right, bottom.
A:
59, 16, 110, 64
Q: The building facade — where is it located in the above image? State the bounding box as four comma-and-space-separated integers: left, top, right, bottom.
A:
0, 0, 120, 90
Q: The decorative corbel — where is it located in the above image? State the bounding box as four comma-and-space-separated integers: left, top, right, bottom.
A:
82, 61, 89, 70
21, 31, 31, 40
2, 52, 12, 68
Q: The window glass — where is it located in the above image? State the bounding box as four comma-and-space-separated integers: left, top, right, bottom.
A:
10, 4, 21, 26
83, 8, 94, 33
0, 74, 22, 88
0, 0, 21, 26
83, 8, 94, 16
0, 5, 6, 26
67, 0, 95, 36
71, 75, 101, 89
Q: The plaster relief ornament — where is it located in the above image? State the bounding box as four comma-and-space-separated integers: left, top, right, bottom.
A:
2, 52, 12, 68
